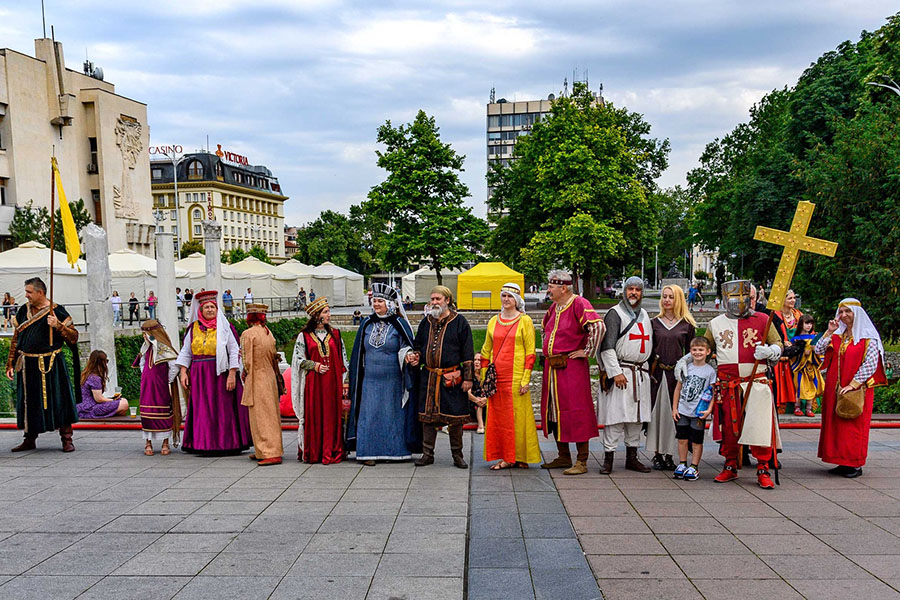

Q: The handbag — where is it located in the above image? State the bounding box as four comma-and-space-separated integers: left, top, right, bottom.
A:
480, 323, 514, 397
442, 370, 462, 388
547, 354, 568, 370
836, 387, 865, 419
272, 356, 286, 397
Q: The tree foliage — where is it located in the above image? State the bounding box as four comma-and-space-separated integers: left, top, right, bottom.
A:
291, 209, 383, 275
222, 247, 249, 264
687, 12, 900, 337
180, 240, 204, 258
248, 245, 272, 264
363, 110, 488, 284
486, 82, 669, 293
8, 198, 93, 253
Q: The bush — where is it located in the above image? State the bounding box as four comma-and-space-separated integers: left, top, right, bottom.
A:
0, 338, 77, 417
874, 383, 900, 414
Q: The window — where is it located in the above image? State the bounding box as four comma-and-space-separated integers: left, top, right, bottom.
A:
0, 181, 6, 206
187, 160, 204, 178
91, 189, 101, 226
215, 161, 224, 178
172, 225, 178, 236
488, 115, 500, 127
88, 137, 98, 167
194, 224, 201, 236
170, 210, 177, 220
488, 131, 501, 141
158, 225, 164, 233
193, 208, 202, 220
151, 168, 162, 180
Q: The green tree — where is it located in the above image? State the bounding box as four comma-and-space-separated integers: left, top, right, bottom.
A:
8, 200, 48, 247
222, 247, 248, 264
363, 110, 488, 285
45, 198, 93, 253
180, 240, 204, 258
248, 245, 272, 264
487, 82, 668, 295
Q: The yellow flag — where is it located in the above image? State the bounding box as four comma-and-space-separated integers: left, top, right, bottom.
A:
50, 157, 82, 271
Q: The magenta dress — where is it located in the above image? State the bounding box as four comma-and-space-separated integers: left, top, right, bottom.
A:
181, 323, 252, 454
133, 348, 175, 436
78, 374, 120, 419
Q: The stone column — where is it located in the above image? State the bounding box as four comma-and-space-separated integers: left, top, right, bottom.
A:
83, 224, 118, 392
202, 220, 223, 298
155, 231, 179, 351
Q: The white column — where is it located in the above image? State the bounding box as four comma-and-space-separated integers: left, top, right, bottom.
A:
83, 224, 118, 391
202, 220, 223, 298
155, 231, 179, 351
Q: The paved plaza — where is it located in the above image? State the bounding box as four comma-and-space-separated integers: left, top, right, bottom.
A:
0, 427, 898, 599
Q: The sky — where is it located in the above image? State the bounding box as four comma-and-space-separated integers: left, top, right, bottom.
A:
2, 1, 898, 226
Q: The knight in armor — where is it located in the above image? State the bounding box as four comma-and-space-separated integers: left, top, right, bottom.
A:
677, 280, 783, 489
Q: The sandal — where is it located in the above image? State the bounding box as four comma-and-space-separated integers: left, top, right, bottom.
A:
490, 461, 512, 470
514, 462, 530, 469
160, 441, 171, 456
144, 442, 153, 456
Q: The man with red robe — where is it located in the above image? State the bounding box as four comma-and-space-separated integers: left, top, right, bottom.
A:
539, 270, 605, 475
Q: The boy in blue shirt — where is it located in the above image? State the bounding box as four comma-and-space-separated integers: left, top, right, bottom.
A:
672, 337, 717, 481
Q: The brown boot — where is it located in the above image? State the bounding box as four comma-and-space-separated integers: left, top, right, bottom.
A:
11, 434, 37, 452
598, 451, 614, 474
415, 425, 437, 467
563, 460, 587, 475
625, 447, 650, 473
541, 442, 573, 469
59, 426, 75, 453
448, 424, 467, 469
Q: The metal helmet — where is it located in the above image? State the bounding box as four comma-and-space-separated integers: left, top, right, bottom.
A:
722, 280, 752, 318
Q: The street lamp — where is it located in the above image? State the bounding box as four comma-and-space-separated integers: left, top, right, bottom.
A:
158, 148, 186, 253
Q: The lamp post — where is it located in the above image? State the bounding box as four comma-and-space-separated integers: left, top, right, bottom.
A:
159, 148, 186, 254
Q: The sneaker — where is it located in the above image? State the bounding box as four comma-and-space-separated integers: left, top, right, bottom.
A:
673, 463, 688, 479
683, 465, 699, 481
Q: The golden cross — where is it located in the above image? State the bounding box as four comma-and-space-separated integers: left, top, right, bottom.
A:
753, 200, 837, 311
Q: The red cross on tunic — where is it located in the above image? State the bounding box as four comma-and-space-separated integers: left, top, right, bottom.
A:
629, 322, 650, 353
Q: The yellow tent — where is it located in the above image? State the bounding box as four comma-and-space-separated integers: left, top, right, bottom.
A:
456, 262, 524, 310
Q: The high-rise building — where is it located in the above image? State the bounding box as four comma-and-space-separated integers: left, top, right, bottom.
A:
0, 37, 155, 253
150, 148, 288, 260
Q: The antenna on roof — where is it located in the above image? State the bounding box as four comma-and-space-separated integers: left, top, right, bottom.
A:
490, 87, 495, 103
41, 0, 47, 38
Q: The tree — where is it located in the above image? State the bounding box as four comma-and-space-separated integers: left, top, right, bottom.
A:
248, 245, 272, 264
363, 110, 488, 284
180, 240, 204, 258
487, 82, 668, 295
8, 200, 48, 247
46, 198, 93, 253
222, 247, 248, 264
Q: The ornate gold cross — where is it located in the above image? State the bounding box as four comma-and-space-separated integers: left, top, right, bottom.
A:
754, 200, 838, 311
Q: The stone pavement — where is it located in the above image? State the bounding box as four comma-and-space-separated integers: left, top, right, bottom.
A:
2, 427, 900, 599
556, 428, 900, 600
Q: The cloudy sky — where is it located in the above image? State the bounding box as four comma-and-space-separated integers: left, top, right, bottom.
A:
2, 1, 897, 225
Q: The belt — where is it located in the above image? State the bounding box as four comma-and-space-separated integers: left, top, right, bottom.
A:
21, 348, 63, 410
425, 366, 460, 375
658, 363, 676, 371
619, 361, 649, 420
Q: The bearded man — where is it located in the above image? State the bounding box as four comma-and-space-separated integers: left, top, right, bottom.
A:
5, 277, 80, 452
407, 286, 474, 469
597, 276, 653, 474
679, 280, 783, 489
539, 270, 604, 475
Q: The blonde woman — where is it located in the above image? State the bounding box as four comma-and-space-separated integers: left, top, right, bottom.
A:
646, 285, 697, 471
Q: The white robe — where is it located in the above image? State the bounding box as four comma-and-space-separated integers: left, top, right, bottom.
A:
598, 304, 653, 426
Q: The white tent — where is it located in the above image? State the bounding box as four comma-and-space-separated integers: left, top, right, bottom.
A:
312, 262, 364, 306
0, 241, 87, 307
108, 249, 190, 301
231, 256, 299, 299
276, 260, 334, 305
402, 266, 463, 303
174, 252, 253, 295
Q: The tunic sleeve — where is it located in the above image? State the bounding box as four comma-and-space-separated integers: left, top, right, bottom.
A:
814, 334, 832, 355
241, 331, 254, 373
854, 341, 880, 385
584, 320, 605, 356
225, 326, 241, 371
174, 329, 193, 370
521, 316, 536, 387
600, 309, 622, 376
480, 318, 495, 367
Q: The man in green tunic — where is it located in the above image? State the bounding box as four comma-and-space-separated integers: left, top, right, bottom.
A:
4, 277, 80, 452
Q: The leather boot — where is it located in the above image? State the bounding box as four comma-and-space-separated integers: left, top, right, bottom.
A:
11, 433, 37, 452
415, 425, 437, 466
59, 426, 75, 453
625, 447, 650, 473
448, 424, 467, 469
598, 451, 614, 474
541, 442, 572, 469
563, 460, 587, 475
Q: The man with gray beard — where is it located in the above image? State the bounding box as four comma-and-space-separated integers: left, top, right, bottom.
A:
407, 286, 475, 468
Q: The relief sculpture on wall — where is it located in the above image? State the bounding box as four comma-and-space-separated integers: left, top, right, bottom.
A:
113, 115, 142, 219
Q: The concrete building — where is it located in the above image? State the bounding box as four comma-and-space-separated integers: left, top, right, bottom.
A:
486, 95, 552, 220
0, 37, 155, 253
284, 225, 298, 257
150, 148, 288, 260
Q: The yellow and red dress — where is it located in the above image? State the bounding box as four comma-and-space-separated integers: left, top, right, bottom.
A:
480, 313, 541, 465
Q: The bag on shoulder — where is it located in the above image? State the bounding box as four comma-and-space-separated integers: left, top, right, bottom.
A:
835, 387, 864, 419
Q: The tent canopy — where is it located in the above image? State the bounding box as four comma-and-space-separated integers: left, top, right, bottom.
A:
456, 262, 524, 310
401, 266, 463, 303
276, 260, 334, 303
312, 262, 364, 306
108, 248, 189, 301
0, 241, 87, 306
231, 256, 299, 297
174, 252, 253, 295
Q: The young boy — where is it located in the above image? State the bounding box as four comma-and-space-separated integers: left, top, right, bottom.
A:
672, 337, 717, 481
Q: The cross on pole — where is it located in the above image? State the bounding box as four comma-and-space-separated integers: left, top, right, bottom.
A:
753, 200, 837, 311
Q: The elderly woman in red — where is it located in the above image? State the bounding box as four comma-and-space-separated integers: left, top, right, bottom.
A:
815, 298, 887, 478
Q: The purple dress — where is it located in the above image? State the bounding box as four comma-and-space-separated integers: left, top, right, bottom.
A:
134, 348, 175, 436
78, 374, 120, 419
181, 323, 252, 454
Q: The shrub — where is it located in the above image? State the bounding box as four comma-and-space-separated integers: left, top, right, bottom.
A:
874, 383, 900, 414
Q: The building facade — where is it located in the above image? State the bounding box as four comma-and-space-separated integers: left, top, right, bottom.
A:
150, 149, 288, 260
284, 225, 297, 257
0, 38, 155, 253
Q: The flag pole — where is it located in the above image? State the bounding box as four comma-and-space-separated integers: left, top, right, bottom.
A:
49, 152, 55, 344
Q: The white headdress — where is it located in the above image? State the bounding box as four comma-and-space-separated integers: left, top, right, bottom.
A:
500, 282, 525, 312
835, 298, 884, 359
